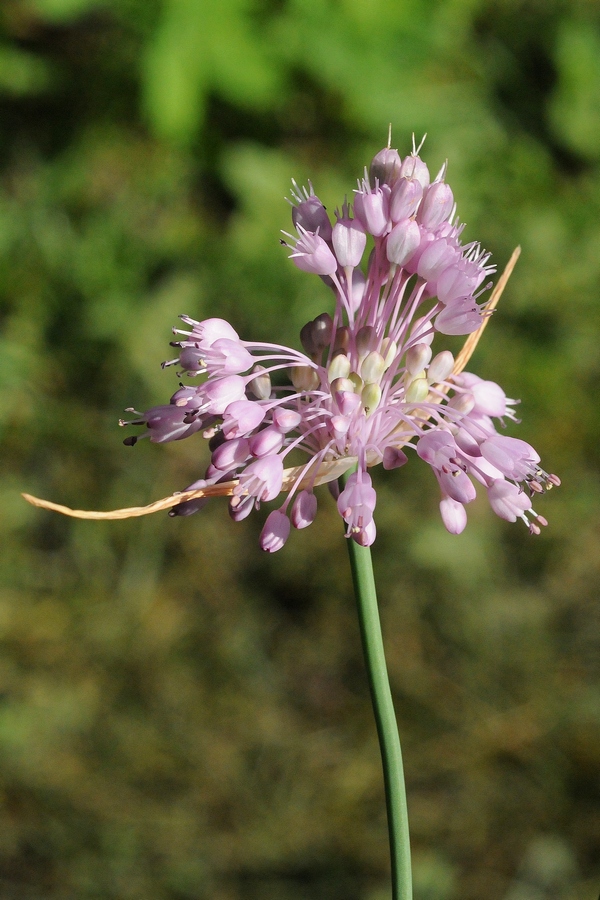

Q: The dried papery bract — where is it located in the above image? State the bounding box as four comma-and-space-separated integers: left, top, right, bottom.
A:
23, 144, 558, 547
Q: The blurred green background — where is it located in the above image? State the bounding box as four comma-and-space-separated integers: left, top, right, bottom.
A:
1, 0, 599, 898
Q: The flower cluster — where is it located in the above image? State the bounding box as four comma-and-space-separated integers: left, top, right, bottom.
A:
122, 141, 559, 551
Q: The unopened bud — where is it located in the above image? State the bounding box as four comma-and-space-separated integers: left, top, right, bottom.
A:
390, 176, 423, 222
334, 326, 350, 354
272, 408, 302, 432
328, 354, 351, 381
370, 146, 402, 187
291, 365, 320, 392
386, 218, 421, 267
332, 218, 367, 268
417, 238, 457, 282
330, 377, 356, 397
417, 182, 454, 229
312, 313, 333, 349
405, 377, 429, 403
406, 342, 432, 375
361, 383, 382, 416
348, 372, 364, 393
248, 364, 272, 400
361, 351, 385, 384
448, 392, 475, 415
300, 321, 317, 355
399, 154, 430, 189
427, 350, 454, 384
356, 325, 377, 357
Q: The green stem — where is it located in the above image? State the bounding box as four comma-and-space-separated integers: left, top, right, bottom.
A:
341, 474, 412, 900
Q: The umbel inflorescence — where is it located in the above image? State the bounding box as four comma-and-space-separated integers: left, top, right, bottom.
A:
113, 139, 560, 551
23, 141, 559, 542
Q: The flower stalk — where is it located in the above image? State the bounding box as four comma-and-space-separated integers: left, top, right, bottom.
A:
343, 467, 412, 900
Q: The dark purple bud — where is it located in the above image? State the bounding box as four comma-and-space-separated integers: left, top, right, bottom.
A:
369, 146, 402, 187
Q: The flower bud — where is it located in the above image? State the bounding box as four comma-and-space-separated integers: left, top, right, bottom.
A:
290, 366, 320, 391
406, 343, 432, 375
427, 351, 454, 384
361, 351, 385, 384
334, 326, 350, 354
312, 313, 334, 349
390, 176, 423, 222
356, 325, 377, 358
405, 377, 429, 403
260, 510, 291, 552
353, 187, 390, 237
272, 408, 302, 433
369, 146, 402, 187
222, 400, 266, 439
291, 491, 318, 529
399, 154, 430, 189
417, 239, 457, 282
417, 182, 454, 229
204, 375, 246, 414
332, 217, 367, 268
386, 219, 421, 266
211, 437, 250, 471
300, 320, 318, 355
361, 383, 382, 415
249, 426, 284, 458
328, 353, 351, 381
330, 377, 356, 398
348, 371, 364, 393
439, 496, 468, 534
248, 365, 272, 400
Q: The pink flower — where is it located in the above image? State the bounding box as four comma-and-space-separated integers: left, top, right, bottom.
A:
123, 139, 558, 549
260, 510, 291, 552
337, 472, 377, 544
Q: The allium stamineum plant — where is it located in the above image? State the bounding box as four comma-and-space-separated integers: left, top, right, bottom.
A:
119, 143, 559, 550
25, 139, 559, 900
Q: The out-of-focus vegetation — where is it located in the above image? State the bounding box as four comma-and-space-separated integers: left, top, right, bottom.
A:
1, 0, 599, 898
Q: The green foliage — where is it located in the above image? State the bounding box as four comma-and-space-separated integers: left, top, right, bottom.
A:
1, 1, 600, 898
550, 18, 600, 161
